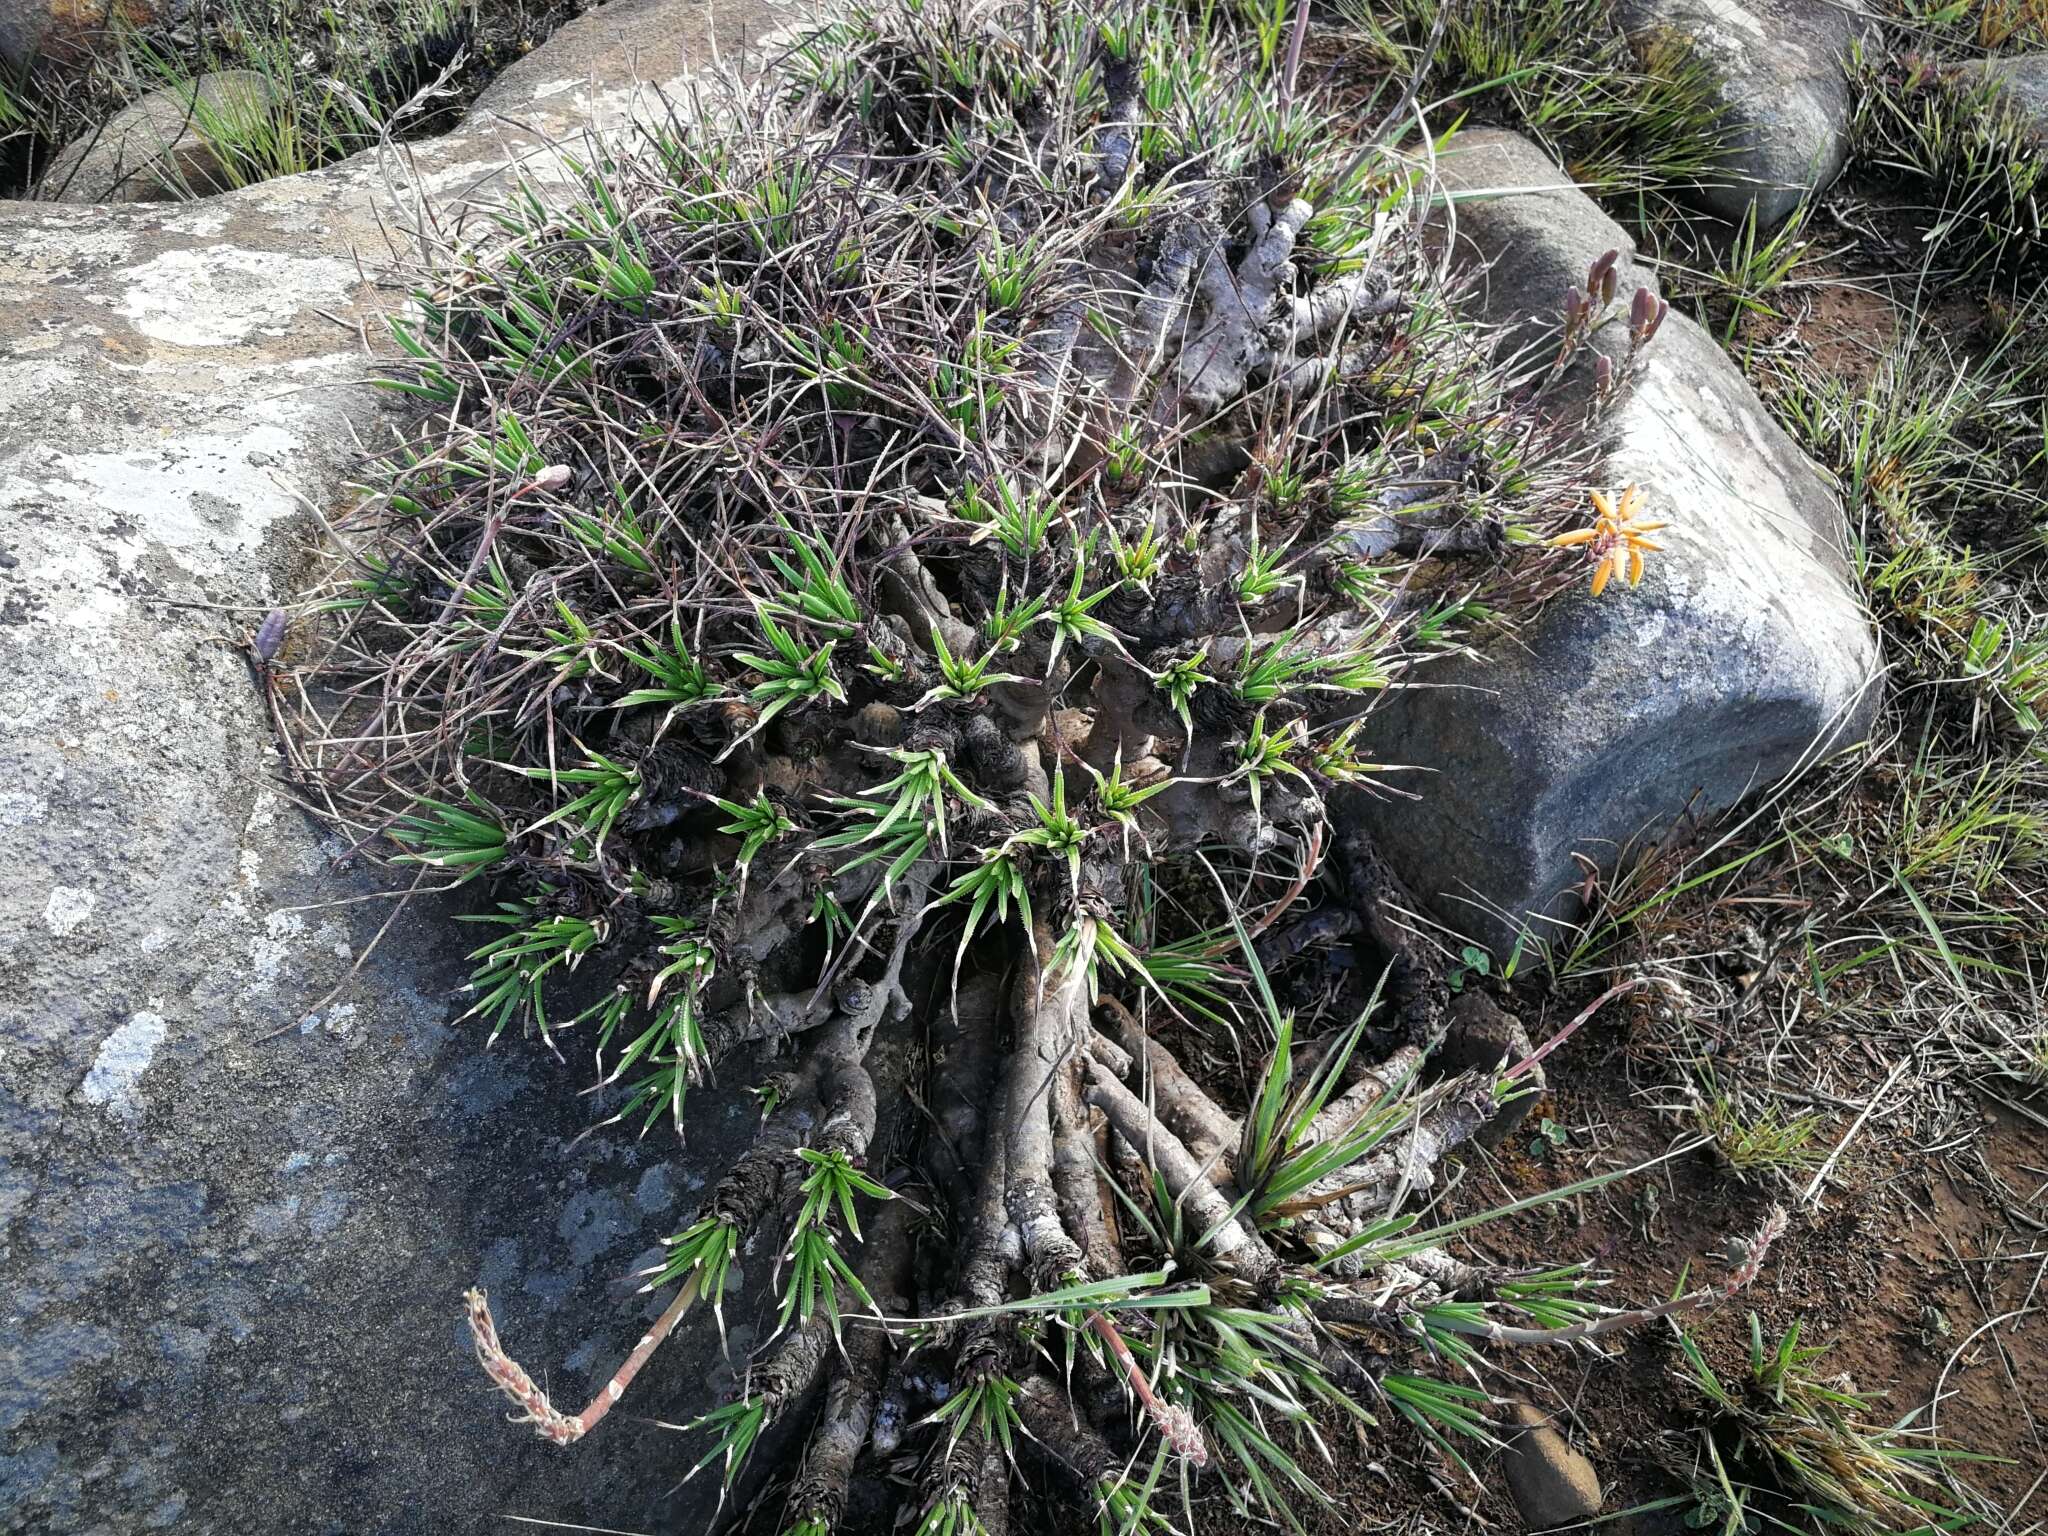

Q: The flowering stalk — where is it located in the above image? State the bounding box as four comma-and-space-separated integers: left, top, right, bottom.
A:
1722, 1204, 1789, 1296
1458, 1204, 1789, 1349
1628, 283, 1670, 349
1086, 1309, 1207, 1466
1550, 483, 1667, 595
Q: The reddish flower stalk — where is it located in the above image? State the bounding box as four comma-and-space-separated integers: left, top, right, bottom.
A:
1722, 1205, 1789, 1296
1086, 1310, 1207, 1467
1500, 978, 1643, 1085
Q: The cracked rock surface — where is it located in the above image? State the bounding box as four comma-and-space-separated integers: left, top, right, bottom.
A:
0, 1, 786, 1530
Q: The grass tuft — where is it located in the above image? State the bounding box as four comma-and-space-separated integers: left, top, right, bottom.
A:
1345, 0, 1732, 208
1669, 1313, 1996, 1535
1846, 41, 2047, 279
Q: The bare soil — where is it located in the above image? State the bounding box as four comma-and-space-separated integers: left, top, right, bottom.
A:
1466, 999, 2048, 1528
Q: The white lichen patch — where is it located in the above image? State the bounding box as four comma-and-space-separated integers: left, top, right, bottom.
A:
157, 206, 234, 238
104, 247, 359, 349
80, 1010, 169, 1122
43, 422, 309, 579
1699, 0, 1769, 42
419, 150, 558, 196
240, 909, 304, 1000
308, 1002, 359, 1038
0, 358, 89, 420
0, 792, 48, 829
1, 216, 140, 273
43, 886, 98, 937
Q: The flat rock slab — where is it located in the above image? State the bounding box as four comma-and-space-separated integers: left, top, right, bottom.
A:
1617, 0, 1868, 227
0, 1, 792, 1531
1362, 129, 1879, 955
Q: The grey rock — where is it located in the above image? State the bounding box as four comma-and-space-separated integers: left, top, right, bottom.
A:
1362, 130, 1880, 955
1, 0, 129, 73
1616, 0, 1870, 228
0, 0, 790, 1531
1499, 1399, 1604, 1529
0, 1, 40, 74
42, 69, 278, 204
1954, 53, 2048, 137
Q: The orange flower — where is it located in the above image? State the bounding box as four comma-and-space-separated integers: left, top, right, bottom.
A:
1550, 483, 1666, 595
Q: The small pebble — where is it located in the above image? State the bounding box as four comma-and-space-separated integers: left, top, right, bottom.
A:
1499, 1399, 1603, 1529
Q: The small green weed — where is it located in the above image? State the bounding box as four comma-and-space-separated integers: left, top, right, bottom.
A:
1689, 1072, 1829, 1178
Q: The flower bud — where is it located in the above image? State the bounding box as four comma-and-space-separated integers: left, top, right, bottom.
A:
254, 608, 288, 662
531, 463, 574, 492
1630, 284, 1654, 336
1599, 264, 1618, 306
1594, 353, 1613, 392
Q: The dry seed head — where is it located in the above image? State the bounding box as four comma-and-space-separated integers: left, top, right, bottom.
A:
464, 1287, 587, 1444
1158, 1402, 1209, 1467
1724, 1205, 1790, 1295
